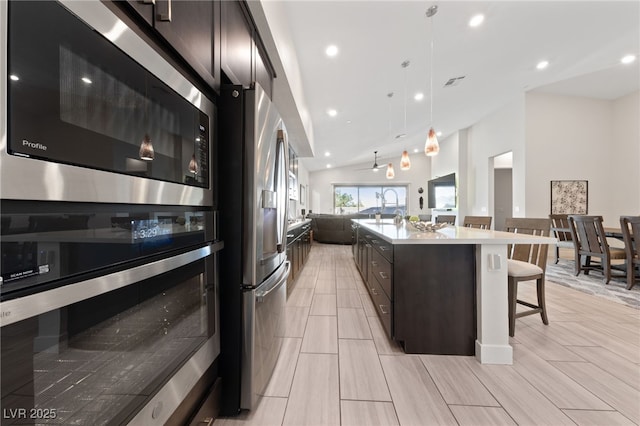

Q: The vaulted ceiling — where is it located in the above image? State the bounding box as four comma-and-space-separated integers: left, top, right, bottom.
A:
263, 1, 639, 171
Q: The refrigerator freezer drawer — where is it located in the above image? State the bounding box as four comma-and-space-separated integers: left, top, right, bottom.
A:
240, 260, 290, 409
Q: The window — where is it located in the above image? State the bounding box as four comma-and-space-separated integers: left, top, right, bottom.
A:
334, 185, 407, 215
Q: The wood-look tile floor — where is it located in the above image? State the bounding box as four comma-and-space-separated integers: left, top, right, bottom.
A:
215, 243, 640, 426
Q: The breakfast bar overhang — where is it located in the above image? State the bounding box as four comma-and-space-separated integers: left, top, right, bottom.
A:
352, 219, 556, 365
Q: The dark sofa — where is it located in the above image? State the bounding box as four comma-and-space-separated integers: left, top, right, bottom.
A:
308, 213, 394, 244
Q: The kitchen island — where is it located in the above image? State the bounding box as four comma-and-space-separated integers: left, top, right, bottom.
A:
351, 219, 555, 365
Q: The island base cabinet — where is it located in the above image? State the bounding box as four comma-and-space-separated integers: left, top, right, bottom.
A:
394, 244, 476, 355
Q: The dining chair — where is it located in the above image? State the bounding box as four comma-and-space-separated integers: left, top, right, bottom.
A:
435, 215, 456, 225
549, 214, 574, 264
504, 218, 551, 337
620, 216, 640, 290
462, 215, 492, 230
568, 215, 626, 284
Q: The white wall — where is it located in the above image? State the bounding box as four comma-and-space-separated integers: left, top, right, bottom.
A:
431, 133, 459, 178
611, 91, 640, 216
307, 153, 432, 216
524, 91, 639, 226
466, 94, 527, 219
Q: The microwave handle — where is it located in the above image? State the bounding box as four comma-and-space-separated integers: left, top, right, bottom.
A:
157, 0, 172, 21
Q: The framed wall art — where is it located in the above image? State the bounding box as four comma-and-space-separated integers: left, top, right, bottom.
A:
550, 180, 588, 214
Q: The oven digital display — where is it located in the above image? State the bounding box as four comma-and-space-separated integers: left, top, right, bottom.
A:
131, 219, 172, 241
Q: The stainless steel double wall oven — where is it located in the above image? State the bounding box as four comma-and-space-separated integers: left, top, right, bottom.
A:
1, 1, 220, 424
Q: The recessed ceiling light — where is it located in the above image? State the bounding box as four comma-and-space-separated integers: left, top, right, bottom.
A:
325, 45, 338, 57
346, 120, 352, 124
436, 131, 442, 137
621, 54, 636, 64
324, 151, 331, 157
9, 75, 19, 81
536, 60, 549, 70
413, 148, 419, 153
326, 164, 332, 168
469, 14, 485, 27
414, 92, 424, 101
81, 77, 93, 84
327, 109, 337, 117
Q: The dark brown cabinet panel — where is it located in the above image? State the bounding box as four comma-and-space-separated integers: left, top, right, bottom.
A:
124, 0, 154, 26
370, 249, 392, 299
116, 0, 218, 91
220, 0, 252, 87
154, 0, 216, 88
394, 244, 476, 355
353, 222, 477, 356
286, 222, 311, 295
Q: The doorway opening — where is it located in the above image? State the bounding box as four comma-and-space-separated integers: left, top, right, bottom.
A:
492, 152, 513, 231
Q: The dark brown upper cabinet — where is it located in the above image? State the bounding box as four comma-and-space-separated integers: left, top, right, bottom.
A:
121, 0, 219, 92
220, 1, 275, 98
220, 0, 253, 88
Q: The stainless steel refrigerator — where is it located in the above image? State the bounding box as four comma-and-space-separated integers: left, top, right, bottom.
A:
219, 83, 290, 414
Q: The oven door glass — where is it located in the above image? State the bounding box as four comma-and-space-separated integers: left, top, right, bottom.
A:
0, 256, 214, 425
7, 1, 209, 188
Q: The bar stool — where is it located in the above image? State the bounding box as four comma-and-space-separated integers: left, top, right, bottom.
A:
504, 218, 551, 337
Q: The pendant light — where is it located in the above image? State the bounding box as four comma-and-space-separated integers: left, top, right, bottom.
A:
139, 133, 154, 161
139, 79, 155, 161
400, 150, 411, 170
400, 61, 411, 170
424, 5, 440, 156
188, 154, 198, 174
386, 162, 395, 179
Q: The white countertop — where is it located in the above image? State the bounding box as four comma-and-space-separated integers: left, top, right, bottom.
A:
352, 219, 557, 245
287, 218, 311, 231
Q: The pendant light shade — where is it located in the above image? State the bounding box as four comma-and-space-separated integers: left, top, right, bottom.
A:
425, 128, 439, 156
425, 5, 439, 157
386, 163, 395, 179
400, 150, 411, 170
139, 133, 154, 161
188, 154, 198, 174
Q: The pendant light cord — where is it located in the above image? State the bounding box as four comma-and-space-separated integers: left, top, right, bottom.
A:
430, 15, 434, 126
403, 62, 408, 134
387, 91, 393, 139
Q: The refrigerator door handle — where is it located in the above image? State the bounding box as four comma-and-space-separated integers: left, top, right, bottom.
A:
256, 261, 290, 303
275, 130, 289, 253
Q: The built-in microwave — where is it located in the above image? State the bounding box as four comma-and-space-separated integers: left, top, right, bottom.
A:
1, 0, 215, 207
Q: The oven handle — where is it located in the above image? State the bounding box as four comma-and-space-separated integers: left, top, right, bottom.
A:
0, 242, 223, 327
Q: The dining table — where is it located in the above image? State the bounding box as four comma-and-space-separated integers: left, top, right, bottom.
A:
604, 226, 626, 241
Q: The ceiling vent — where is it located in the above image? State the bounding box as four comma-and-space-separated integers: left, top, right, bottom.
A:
444, 76, 465, 87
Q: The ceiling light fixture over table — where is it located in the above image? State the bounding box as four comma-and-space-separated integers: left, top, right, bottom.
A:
424, 5, 440, 157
